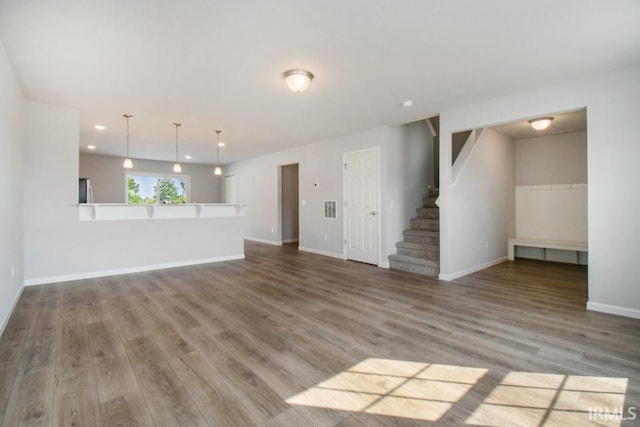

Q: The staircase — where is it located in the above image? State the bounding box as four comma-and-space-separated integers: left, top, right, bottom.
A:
388, 187, 440, 276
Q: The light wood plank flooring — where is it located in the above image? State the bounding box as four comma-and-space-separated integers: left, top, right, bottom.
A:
1, 241, 638, 426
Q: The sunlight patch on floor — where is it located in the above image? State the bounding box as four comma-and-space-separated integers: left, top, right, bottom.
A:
286, 358, 629, 425
466, 372, 628, 427
286, 358, 487, 421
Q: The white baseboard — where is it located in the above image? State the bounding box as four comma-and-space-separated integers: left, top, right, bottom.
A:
587, 301, 640, 320
378, 262, 390, 269
0, 283, 24, 337
439, 256, 508, 281
245, 236, 282, 246
282, 239, 299, 244
298, 246, 345, 260
24, 254, 245, 286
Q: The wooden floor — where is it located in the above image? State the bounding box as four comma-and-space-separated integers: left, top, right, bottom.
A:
0, 241, 638, 426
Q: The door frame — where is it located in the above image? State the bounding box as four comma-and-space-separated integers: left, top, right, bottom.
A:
342, 146, 382, 266
278, 162, 300, 245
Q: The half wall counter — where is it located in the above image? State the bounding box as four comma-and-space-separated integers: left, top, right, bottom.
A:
24, 204, 246, 286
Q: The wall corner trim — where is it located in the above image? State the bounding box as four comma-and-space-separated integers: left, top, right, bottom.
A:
23, 254, 245, 286
298, 246, 345, 260
244, 237, 283, 246
439, 257, 508, 281
0, 283, 25, 337
586, 301, 640, 320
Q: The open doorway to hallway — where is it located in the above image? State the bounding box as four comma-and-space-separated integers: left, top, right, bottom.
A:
279, 163, 299, 249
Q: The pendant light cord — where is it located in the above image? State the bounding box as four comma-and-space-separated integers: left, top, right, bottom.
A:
173, 123, 181, 162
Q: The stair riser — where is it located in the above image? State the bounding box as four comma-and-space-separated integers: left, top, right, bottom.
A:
423, 197, 438, 208
403, 234, 439, 245
397, 248, 439, 259
389, 260, 439, 276
416, 209, 439, 219
410, 220, 439, 231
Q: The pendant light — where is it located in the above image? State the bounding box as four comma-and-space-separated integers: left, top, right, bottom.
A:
172, 122, 182, 173
214, 130, 222, 176
122, 114, 133, 169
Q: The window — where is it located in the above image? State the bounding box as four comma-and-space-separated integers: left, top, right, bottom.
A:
126, 173, 189, 204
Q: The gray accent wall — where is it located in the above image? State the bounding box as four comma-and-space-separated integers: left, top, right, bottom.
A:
516, 130, 587, 185
80, 153, 222, 203
0, 39, 25, 332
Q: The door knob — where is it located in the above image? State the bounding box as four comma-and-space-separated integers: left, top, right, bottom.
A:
370, 211, 376, 216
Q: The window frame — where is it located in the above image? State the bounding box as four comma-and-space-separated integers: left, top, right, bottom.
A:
124, 171, 191, 204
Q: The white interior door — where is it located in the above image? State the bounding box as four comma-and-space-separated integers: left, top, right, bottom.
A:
224, 175, 236, 203
344, 148, 379, 265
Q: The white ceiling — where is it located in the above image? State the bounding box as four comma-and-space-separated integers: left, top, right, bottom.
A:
490, 109, 587, 140
1, 1, 638, 165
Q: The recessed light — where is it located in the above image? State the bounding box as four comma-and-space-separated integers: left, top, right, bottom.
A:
217, 142, 226, 147
87, 145, 96, 150
401, 100, 413, 107
94, 124, 107, 131
184, 155, 192, 159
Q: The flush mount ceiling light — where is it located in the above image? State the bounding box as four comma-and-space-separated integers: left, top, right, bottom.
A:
282, 69, 314, 93
172, 122, 182, 173
214, 130, 223, 176
94, 124, 106, 131
528, 117, 554, 131
122, 114, 133, 169
87, 145, 96, 150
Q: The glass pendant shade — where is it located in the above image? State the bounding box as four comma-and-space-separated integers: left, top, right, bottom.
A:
214, 166, 222, 176
173, 163, 182, 173
123, 158, 133, 169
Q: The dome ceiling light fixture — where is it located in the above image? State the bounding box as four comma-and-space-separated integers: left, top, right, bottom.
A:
528, 117, 554, 131
282, 69, 314, 93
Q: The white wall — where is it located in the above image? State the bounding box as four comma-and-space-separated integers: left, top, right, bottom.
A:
226, 121, 433, 264
24, 102, 244, 283
0, 40, 24, 333
79, 153, 222, 203
439, 64, 640, 319
516, 130, 587, 185
441, 128, 515, 279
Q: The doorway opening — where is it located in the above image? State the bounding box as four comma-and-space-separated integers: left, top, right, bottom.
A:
279, 163, 299, 249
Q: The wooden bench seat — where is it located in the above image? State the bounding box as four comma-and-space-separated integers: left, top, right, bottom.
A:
508, 238, 587, 264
